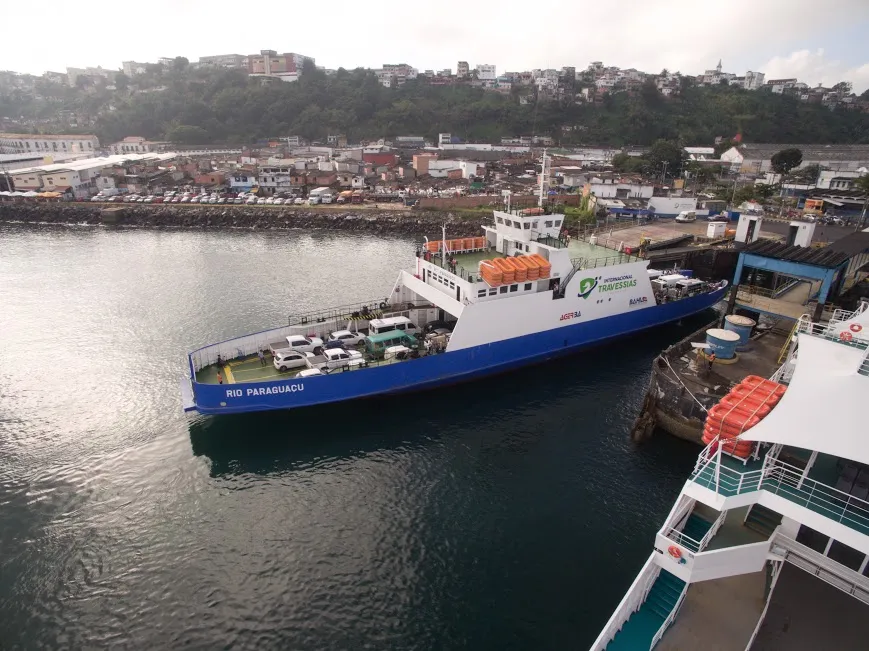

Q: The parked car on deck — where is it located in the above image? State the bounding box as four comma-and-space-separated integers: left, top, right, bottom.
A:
273, 350, 314, 372
328, 330, 366, 346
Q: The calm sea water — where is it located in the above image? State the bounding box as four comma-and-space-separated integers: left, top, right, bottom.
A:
0, 224, 707, 650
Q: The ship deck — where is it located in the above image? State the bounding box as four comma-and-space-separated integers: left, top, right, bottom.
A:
195, 349, 411, 385
433, 239, 639, 278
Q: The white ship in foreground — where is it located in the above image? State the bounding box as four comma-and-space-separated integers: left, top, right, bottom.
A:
593, 301, 869, 650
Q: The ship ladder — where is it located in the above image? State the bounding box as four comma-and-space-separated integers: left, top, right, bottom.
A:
777, 319, 801, 364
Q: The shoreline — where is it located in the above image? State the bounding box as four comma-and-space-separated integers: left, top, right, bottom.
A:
0, 204, 483, 236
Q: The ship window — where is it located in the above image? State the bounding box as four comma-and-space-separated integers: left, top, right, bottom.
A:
489, 289, 497, 296
554, 220, 562, 227
510, 284, 518, 292
523, 222, 530, 229
499, 286, 508, 294
449, 281, 455, 289
545, 220, 553, 227
477, 290, 486, 297
532, 221, 538, 229
496, 217, 503, 224
525, 244, 530, 252
524, 283, 532, 291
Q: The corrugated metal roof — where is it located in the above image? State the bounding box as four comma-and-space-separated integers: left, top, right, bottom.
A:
827, 232, 869, 257
742, 238, 850, 268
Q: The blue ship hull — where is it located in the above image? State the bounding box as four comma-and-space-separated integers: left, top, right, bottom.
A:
188, 285, 727, 415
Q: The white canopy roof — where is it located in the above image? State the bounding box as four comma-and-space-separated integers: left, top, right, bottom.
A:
740, 320, 869, 465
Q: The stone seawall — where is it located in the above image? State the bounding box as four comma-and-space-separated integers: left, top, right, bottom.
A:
0, 204, 482, 237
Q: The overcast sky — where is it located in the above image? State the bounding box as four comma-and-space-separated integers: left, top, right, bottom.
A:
4, 0, 869, 93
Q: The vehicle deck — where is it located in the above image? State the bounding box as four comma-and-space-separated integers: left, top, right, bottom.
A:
195, 349, 421, 385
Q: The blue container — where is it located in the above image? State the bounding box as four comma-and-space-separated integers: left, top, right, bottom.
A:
681, 270, 694, 278
705, 328, 740, 359
724, 315, 756, 350
726, 210, 741, 221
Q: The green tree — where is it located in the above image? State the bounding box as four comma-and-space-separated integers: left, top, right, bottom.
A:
165, 124, 210, 144
831, 81, 852, 94
855, 174, 869, 194
771, 148, 803, 175
645, 139, 685, 178
115, 72, 129, 91
173, 57, 189, 72
790, 163, 821, 184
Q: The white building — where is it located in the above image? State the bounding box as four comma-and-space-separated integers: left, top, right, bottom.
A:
475, 64, 496, 80
0, 133, 99, 156
121, 61, 150, 76
457, 61, 469, 78
108, 136, 168, 155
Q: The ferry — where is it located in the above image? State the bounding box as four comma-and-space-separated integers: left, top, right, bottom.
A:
592, 302, 869, 650
180, 161, 727, 416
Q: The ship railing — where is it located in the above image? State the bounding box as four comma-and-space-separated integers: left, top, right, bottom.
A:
692, 446, 869, 537
795, 315, 869, 350
534, 234, 567, 249
287, 299, 425, 327
859, 347, 869, 377
648, 584, 688, 651
581, 253, 638, 269
769, 532, 869, 605
588, 554, 660, 651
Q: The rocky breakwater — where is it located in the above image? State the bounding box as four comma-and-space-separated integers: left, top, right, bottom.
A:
0, 203, 482, 237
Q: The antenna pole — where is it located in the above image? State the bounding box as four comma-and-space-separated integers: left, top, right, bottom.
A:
538, 149, 548, 208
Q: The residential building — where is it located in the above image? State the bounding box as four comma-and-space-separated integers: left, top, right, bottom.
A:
766, 78, 799, 94
229, 173, 257, 191
258, 162, 295, 194
247, 50, 314, 82
412, 154, 437, 175
65, 66, 116, 87
198, 54, 247, 69
743, 70, 766, 90
108, 136, 169, 155
457, 61, 469, 78
121, 61, 150, 76
0, 133, 99, 156
42, 71, 68, 84
194, 172, 227, 186
476, 64, 496, 80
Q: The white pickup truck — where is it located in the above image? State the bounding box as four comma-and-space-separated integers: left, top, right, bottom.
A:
269, 334, 324, 355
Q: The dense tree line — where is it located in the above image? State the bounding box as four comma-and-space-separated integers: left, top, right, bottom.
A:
3, 62, 868, 146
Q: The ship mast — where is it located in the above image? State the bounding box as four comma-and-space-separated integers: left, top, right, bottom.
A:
538, 149, 548, 209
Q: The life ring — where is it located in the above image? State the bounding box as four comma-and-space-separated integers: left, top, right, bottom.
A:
668, 545, 682, 560
850, 323, 863, 333
379, 301, 388, 309
840, 331, 853, 342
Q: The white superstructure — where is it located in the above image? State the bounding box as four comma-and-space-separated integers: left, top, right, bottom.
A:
593, 301, 869, 651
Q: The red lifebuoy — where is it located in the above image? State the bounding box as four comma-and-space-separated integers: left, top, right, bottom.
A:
668, 545, 682, 560
840, 331, 853, 342
851, 324, 863, 333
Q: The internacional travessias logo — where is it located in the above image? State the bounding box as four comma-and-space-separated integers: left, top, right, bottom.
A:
578, 274, 637, 299
577, 276, 599, 299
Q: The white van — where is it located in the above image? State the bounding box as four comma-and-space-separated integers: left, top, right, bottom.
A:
675, 210, 697, 223
368, 316, 420, 336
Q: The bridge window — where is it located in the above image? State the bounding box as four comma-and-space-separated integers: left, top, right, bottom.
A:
477, 289, 486, 297
524, 283, 532, 291
499, 286, 508, 294
523, 222, 530, 229
489, 289, 497, 296
510, 284, 518, 292
496, 217, 503, 224
554, 220, 562, 227
545, 220, 553, 227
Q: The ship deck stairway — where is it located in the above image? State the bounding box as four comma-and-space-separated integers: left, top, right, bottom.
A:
605, 570, 686, 651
